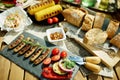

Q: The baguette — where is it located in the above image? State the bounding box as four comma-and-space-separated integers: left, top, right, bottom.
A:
83, 28, 108, 45
27, 0, 55, 15
81, 14, 95, 31
93, 12, 105, 29
106, 20, 119, 39
62, 8, 86, 27
8, 35, 24, 49
110, 33, 120, 49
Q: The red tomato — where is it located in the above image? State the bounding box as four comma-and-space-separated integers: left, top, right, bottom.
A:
60, 51, 67, 58
47, 18, 53, 24
51, 48, 60, 55
43, 58, 51, 65
52, 17, 59, 23
51, 55, 60, 61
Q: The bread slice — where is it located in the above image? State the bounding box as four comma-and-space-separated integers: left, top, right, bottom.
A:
83, 28, 108, 45
110, 33, 120, 48
106, 20, 119, 39
81, 14, 95, 31
62, 8, 86, 27
93, 13, 105, 29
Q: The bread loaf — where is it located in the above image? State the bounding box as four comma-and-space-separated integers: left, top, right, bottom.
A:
110, 33, 120, 48
81, 14, 95, 31
93, 13, 105, 29
35, 5, 62, 21
27, 0, 55, 15
83, 28, 108, 45
106, 20, 119, 39
62, 8, 86, 27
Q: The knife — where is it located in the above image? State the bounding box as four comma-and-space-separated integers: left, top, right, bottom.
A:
69, 56, 102, 73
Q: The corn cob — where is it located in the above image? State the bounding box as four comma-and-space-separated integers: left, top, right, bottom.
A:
27, 0, 55, 15
35, 5, 62, 21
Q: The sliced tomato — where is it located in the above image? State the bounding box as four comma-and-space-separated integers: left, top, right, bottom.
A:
51, 55, 60, 62
43, 58, 51, 65
60, 51, 67, 58
51, 48, 60, 56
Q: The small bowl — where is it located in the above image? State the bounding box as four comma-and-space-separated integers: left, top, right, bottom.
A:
46, 27, 66, 42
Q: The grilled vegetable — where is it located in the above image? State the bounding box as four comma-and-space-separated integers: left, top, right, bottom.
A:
35, 4, 62, 21
27, 0, 55, 15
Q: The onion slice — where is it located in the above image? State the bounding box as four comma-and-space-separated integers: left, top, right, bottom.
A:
58, 59, 75, 72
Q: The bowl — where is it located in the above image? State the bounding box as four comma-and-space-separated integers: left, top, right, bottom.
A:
46, 27, 66, 42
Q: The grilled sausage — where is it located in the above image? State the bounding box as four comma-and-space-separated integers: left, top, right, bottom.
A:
13, 37, 30, 52
18, 39, 34, 55
8, 35, 24, 49
24, 46, 38, 58
34, 48, 50, 65
30, 48, 43, 62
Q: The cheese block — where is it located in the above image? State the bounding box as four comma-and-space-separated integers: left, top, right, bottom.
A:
106, 20, 119, 39
81, 14, 95, 31
83, 28, 108, 45
35, 4, 62, 21
110, 33, 120, 48
27, 0, 55, 15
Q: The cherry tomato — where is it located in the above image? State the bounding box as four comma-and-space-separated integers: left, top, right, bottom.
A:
52, 17, 59, 23
43, 58, 51, 65
51, 55, 60, 61
47, 18, 53, 24
60, 51, 67, 58
52, 48, 60, 55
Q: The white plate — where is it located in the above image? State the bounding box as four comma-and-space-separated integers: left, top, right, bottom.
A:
46, 27, 66, 42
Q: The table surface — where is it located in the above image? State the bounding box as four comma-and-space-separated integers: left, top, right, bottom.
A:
0, 5, 120, 80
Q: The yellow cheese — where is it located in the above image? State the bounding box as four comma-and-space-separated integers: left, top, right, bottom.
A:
27, 0, 55, 15
35, 5, 62, 21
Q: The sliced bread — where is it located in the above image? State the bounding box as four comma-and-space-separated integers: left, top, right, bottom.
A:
106, 20, 119, 39
110, 33, 120, 48
81, 14, 95, 31
93, 13, 105, 29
